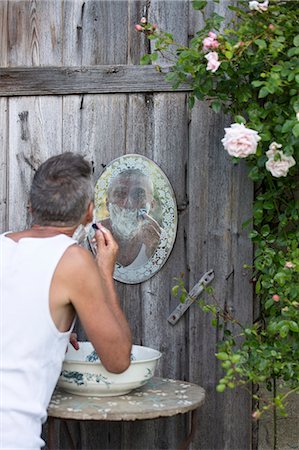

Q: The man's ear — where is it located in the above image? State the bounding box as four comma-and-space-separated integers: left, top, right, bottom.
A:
85, 201, 94, 224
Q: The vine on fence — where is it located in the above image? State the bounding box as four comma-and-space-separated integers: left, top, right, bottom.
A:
136, 0, 298, 443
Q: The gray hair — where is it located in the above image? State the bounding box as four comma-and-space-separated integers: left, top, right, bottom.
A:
30, 152, 94, 226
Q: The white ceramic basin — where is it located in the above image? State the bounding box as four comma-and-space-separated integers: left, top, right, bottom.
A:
58, 342, 162, 397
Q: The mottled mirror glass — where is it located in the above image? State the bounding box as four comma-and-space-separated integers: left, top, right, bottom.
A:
93, 154, 177, 284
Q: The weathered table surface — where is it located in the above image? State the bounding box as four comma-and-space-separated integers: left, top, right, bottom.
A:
48, 377, 205, 421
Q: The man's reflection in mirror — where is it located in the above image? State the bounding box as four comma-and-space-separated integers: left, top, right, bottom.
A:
101, 169, 161, 268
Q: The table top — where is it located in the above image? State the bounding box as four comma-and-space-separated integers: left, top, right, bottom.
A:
48, 377, 205, 421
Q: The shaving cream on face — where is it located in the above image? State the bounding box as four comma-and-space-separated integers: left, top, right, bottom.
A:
108, 203, 142, 240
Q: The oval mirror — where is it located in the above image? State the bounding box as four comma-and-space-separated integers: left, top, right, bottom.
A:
93, 154, 177, 284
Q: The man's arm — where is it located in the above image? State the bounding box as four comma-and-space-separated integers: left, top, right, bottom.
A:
63, 227, 132, 373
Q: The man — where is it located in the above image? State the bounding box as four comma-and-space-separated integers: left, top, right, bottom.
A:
100, 169, 162, 268
0, 152, 132, 449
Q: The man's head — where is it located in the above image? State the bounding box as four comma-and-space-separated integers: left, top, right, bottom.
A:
107, 169, 154, 211
30, 152, 94, 227
106, 169, 154, 241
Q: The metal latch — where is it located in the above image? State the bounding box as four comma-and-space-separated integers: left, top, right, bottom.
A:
167, 269, 214, 325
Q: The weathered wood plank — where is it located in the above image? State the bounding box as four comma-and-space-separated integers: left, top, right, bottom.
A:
63, 0, 129, 65
5, 0, 63, 66
0, 98, 8, 232
123, 92, 190, 450
127, 1, 150, 65
148, 0, 189, 66
0, 1, 8, 67
7, 96, 62, 231
0, 65, 191, 96
188, 101, 253, 450
61, 93, 131, 449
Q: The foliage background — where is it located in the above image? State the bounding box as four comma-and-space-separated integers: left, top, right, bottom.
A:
136, 0, 299, 435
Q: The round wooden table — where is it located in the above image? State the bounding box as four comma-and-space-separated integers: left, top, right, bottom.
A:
47, 377, 205, 450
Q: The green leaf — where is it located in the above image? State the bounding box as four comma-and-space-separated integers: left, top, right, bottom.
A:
287, 47, 299, 57
252, 80, 264, 88
216, 384, 226, 393
279, 324, 289, 338
293, 35, 299, 47
192, 0, 207, 10
255, 39, 267, 50
293, 123, 299, 138
216, 352, 229, 361
231, 354, 241, 363
265, 299, 274, 309
261, 224, 270, 237
172, 285, 179, 297
211, 318, 217, 327
289, 321, 299, 332
234, 115, 246, 124
263, 200, 274, 210
224, 51, 233, 60
281, 120, 295, 133
188, 95, 195, 109
211, 100, 221, 113
259, 87, 269, 98
140, 54, 151, 65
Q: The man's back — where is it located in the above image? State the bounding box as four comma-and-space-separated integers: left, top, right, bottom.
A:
0, 233, 75, 449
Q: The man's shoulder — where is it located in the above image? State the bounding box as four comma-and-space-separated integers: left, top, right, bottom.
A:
61, 243, 96, 274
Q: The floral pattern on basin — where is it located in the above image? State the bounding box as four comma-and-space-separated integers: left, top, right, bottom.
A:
58, 342, 162, 397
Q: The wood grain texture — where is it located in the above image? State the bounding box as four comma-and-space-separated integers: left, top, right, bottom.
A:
7, 96, 62, 230
148, 0, 189, 66
1, 1, 253, 449
0, 1, 8, 67
0, 65, 191, 96
5, 0, 63, 66
188, 101, 253, 450
63, 0, 129, 65
0, 99, 8, 231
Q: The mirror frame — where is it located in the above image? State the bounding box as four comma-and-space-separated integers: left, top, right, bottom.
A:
94, 154, 178, 284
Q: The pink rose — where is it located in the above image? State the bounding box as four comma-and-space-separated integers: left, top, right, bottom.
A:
205, 52, 221, 72
208, 31, 217, 39
267, 142, 282, 156
249, 0, 268, 12
203, 32, 220, 51
265, 145, 296, 178
252, 411, 261, 419
140, 17, 147, 24
221, 123, 261, 157
259, 0, 269, 11
272, 295, 280, 302
135, 24, 143, 31
285, 262, 295, 269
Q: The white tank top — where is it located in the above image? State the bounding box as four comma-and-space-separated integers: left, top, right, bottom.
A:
0, 233, 76, 449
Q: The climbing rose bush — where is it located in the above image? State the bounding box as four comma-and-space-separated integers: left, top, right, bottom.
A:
135, 0, 299, 427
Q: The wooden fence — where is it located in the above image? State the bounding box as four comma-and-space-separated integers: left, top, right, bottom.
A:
0, 1, 253, 449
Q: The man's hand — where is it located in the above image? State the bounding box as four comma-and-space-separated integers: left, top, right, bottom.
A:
93, 224, 119, 276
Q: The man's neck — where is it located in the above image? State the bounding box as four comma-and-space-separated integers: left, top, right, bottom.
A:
31, 224, 77, 237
